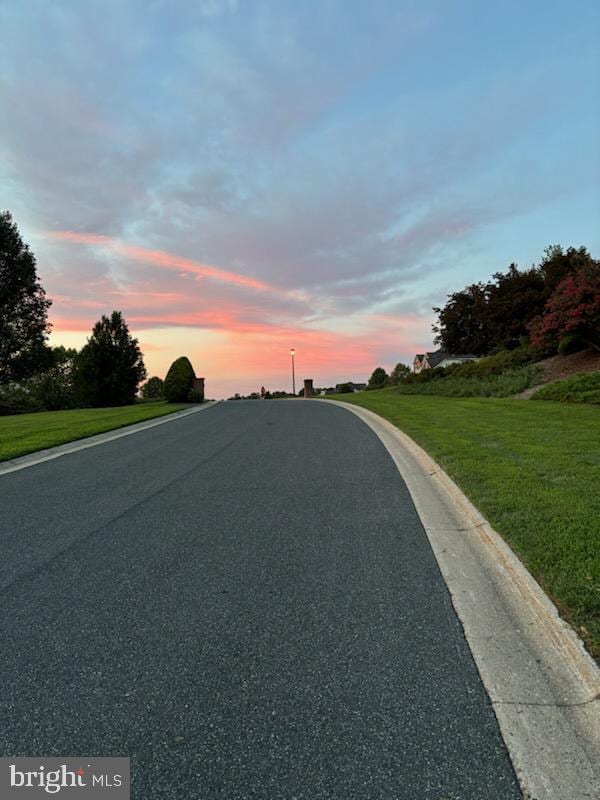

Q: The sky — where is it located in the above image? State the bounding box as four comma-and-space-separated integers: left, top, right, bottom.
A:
1, 0, 599, 398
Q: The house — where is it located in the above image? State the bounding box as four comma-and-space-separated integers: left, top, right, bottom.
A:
412, 349, 478, 374
334, 381, 367, 393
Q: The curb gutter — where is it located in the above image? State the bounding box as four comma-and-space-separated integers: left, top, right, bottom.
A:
0, 401, 218, 477
319, 399, 600, 800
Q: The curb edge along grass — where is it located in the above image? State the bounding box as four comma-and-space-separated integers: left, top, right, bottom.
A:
318, 399, 600, 800
0, 401, 218, 477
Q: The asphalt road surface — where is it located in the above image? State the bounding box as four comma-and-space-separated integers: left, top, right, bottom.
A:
0, 400, 521, 799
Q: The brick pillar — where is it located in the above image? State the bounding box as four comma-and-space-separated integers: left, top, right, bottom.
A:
303, 379, 313, 398
192, 377, 205, 401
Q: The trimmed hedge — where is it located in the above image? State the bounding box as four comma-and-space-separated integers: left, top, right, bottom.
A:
164, 357, 195, 403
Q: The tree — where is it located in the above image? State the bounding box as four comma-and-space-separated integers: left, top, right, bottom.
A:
367, 367, 389, 390
72, 311, 146, 406
0, 211, 52, 383
30, 346, 78, 410
432, 282, 493, 356
529, 262, 600, 353
141, 376, 164, 399
389, 362, 410, 385
486, 265, 546, 350
539, 245, 595, 296
164, 356, 195, 402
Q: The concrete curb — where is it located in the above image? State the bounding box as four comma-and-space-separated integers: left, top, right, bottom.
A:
318, 399, 600, 800
0, 401, 218, 477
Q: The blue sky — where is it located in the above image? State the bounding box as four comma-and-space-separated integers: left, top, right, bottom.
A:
1, 0, 598, 395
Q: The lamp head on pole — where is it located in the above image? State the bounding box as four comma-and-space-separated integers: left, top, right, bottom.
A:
290, 348, 295, 356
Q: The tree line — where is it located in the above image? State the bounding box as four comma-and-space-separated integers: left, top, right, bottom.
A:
0, 211, 200, 414
433, 245, 599, 356
363, 244, 599, 392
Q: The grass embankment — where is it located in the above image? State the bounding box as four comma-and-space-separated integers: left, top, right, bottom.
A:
327, 389, 600, 657
0, 402, 185, 462
533, 371, 600, 405
394, 365, 540, 397
395, 348, 542, 398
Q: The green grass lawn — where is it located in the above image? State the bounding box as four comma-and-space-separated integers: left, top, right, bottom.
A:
0, 402, 185, 462
326, 389, 600, 658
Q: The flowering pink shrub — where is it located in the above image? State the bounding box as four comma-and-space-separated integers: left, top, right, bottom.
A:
529, 263, 600, 352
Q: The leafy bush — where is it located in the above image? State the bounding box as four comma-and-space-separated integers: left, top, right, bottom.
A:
367, 367, 389, 389
404, 366, 448, 384
389, 362, 411, 385
393, 365, 541, 398
532, 372, 600, 405
446, 346, 535, 379
187, 388, 204, 403
164, 356, 195, 402
141, 376, 164, 399
0, 382, 41, 415
557, 334, 585, 355
29, 370, 75, 410
529, 262, 600, 353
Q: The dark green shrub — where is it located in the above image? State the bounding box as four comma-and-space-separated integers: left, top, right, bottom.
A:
557, 334, 585, 355
187, 388, 204, 404
164, 357, 195, 402
0, 382, 41, 414
141, 376, 164, 399
532, 372, 600, 404
30, 370, 75, 410
404, 367, 447, 384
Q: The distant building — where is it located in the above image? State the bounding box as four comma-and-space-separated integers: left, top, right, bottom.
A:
334, 381, 367, 393
412, 349, 478, 374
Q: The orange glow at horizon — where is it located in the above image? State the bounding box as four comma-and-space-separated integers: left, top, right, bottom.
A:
43, 231, 431, 397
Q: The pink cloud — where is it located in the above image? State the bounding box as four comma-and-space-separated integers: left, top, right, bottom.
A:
46, 230, 281, 294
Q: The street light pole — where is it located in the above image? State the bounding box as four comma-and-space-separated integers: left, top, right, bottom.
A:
290, 348, 296, 396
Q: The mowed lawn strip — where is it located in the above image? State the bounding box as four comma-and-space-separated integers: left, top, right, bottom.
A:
327, 390, 600, 658
0, 402, 185, 462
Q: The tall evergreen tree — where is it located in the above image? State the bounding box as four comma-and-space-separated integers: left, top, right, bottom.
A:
72, 311, 146, 406
0, 211, 52, 383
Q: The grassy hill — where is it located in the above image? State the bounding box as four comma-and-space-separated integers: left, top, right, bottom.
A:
393, 347, 600, 402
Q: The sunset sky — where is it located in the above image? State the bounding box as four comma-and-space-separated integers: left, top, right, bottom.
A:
2, 0, 599, 397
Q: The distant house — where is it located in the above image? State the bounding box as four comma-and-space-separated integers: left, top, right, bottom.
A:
412, 349, 478, 374
334, 381, 367, 393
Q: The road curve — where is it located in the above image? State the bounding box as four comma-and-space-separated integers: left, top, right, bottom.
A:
0, 400, 521, 799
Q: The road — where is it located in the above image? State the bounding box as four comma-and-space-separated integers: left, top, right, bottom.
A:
0, 400, 521, 799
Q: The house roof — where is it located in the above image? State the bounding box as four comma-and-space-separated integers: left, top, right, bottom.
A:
420, 349, 479, 368
425, 349, 448, 368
